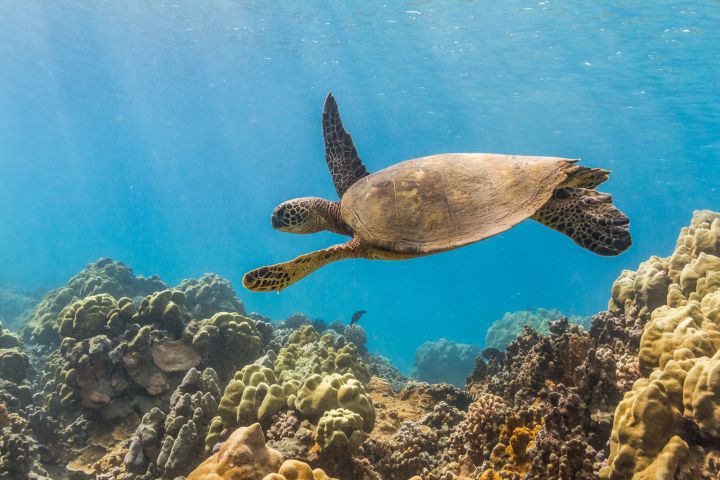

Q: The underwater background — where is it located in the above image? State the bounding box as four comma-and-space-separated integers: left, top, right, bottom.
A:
1, 1, 719, 371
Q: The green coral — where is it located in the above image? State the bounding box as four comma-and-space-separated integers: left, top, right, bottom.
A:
203, 325, 375, 450
0, 347, 29, 383
275, 326, 370, 384
204, 416, 225, 453
57, 294, 135, 339
316, 408, 365, 452
177, 273, 246, 319
22, 257, 167, 345
192, 312, 263, 379
0, 322, 22, 349
217, 364, 296, 431
133, 289, 190, 337
294, 373, 374, 431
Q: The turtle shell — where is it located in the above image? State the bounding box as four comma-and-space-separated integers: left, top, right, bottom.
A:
340, 153, 577, 254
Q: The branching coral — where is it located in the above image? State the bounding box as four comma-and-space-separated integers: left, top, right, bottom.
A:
125, 367, 222, 478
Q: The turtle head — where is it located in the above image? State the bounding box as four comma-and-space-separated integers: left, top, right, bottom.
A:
271, 197, 351, 236
271, 198, 316, 233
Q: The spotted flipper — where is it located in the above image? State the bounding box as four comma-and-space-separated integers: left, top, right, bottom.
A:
562, 166, 610, 189
323, 93, 369, 197
243, 238, 366, 292
532, 187, 631, 256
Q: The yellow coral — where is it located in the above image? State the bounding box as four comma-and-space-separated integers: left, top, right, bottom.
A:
603, 211, 720, 479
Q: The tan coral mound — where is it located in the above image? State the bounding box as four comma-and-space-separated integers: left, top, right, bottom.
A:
262, 460, 336, 480
188, 423, 283, 480
188, 424, 334, 480
602, 210, 720, 479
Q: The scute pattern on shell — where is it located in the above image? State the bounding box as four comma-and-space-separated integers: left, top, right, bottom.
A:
341, 153, 576, 254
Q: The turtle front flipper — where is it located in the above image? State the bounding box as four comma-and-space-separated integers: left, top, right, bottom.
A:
532, 187, 631, 256
243, 238, 367, 292
323, 93, 369, 197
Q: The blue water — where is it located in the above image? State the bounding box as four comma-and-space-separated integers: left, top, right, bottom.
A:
1, 1, 718, 370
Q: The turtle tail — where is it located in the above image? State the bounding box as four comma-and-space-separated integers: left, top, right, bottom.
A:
532, 187, 631, 256
243, 238, 367, 292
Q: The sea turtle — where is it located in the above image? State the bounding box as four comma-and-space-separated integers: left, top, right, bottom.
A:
242, 94, 631, 292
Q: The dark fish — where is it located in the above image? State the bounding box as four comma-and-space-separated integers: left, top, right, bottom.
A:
350, 310, 366, 325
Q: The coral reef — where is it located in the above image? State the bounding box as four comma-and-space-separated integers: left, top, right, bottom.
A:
0, 410, 51, 480
411, 338, 482, 387
208, 326, 376, 451
187, 423, 335, 480
124, 367, 221, 478
294, 373, 375, 430
364, 352, 408, 392
0, 285, 39, 330
342, 323, 367, 351
601, 210, 720, 479
484, 307, 592, 350
177, 273, 246, 319
216, 364, 293, 436
191, 312, 265, 380
274, 326, 370, 384
22, 258, 167, 345
6, 212, 719, 480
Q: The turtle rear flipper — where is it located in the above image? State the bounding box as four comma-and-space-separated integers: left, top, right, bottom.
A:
243, 239, 366, 292
562, 166, 610, 189
532, 187, 631, 256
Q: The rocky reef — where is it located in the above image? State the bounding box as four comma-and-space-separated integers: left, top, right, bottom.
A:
2, 209, 720, 479
484, 307, 592, 350
411, 338, 482, 387
0, 285, 39, 331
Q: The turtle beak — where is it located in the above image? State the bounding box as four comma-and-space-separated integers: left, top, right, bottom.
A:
271, 211, 283, 229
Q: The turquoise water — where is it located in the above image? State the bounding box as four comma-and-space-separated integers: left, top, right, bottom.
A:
1, 1, 718, 370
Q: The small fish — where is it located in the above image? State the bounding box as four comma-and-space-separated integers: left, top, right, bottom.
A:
350, 310, 366, 325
